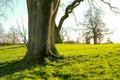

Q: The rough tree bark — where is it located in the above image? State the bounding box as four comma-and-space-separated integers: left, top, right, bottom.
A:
24, 0, 60, 64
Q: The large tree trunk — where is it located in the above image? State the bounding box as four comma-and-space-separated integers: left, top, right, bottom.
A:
24, 0, 60, 64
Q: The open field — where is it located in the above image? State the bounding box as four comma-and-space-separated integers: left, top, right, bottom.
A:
0, 44, 120, 80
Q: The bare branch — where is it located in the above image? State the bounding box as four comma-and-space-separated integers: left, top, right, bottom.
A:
101, 0, 120, 14
88, 0, 98, 9
72, 11, 78, 27
58, 0, 83, 31
16, 19, 28, 48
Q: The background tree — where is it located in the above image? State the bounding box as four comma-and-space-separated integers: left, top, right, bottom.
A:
65, 28, 71, 43
0, 23, 4, 36
0, 23, 4, 43
83, 32, 92, 44
16, 17, 28, 48
0, 0, 15, 44
7, 26, 20, 44
83, 7, 108, 44
60, 28, 66, 42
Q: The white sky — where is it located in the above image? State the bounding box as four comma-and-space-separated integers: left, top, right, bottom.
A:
56, 0, 120, 43
2, 0, 120, 43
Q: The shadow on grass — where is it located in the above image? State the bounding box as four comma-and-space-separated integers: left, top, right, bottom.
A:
0, 59, 37, 77
0, 45, 25, 51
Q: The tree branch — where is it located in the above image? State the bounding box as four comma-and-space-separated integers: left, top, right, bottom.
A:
16, 19, 28, 48
58, 0, 83, 31
72, 11, 78, 27
101, 0, 120, 14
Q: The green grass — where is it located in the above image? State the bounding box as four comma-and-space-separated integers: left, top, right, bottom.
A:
0, 44, 120, 80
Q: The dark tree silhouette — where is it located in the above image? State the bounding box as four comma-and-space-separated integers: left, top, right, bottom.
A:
83, 7, 108, 44
24, 0, 62, 65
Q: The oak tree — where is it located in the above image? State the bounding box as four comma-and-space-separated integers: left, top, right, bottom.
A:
23, 0, 61, 64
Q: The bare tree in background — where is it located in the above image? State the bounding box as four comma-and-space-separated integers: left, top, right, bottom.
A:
0, 23, 4, 36
7, 26, 20, 44
0, 0, 16, 44
16, 17, 28, 48
60, 28, 66, 42
83, 7, 109, 44
65, 29, 71, 43
0, 23, 4, 43
83, 31, 92, 44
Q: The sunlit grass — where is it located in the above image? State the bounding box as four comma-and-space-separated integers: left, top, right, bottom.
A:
0, 45, 26, 63
0, 44, 120, 80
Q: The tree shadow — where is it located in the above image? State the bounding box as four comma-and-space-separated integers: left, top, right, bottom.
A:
0, 59, 37, 77
0, 45, 25, 51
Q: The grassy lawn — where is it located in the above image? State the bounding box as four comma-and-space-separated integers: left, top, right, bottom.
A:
0, 44, 120, 80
